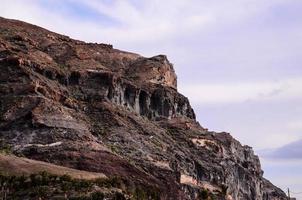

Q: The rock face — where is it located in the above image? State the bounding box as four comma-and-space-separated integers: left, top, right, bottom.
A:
0, 17, 287, 200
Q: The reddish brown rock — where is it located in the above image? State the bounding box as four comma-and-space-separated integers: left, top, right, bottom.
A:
0, 17, 286, 200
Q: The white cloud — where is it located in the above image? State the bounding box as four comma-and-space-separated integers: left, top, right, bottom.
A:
66, 0, 215, 44
0, 0, 292, 48
259, 139, 302, 160
69, 0, 292, 45
179, 78, 302, 105
287, 120, 302, 131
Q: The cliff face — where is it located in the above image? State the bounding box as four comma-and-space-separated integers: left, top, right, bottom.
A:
0, 17, 287, 200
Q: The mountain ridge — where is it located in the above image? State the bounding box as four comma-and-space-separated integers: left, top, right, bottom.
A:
0, 17, 287, 200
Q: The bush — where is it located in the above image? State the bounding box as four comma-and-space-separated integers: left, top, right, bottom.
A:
61, 174, 72, 182
0, 143, 12, 154
95, 176, 122, 188
113, 192, 126, 200
35, 186, 49, 197
91, 191, 105, 200
199, 189, 209, 199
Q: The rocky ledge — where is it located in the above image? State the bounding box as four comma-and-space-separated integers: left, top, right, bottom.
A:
0, 17, 287, 200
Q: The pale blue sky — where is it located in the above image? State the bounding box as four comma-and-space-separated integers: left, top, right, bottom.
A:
1, 0, 302, 198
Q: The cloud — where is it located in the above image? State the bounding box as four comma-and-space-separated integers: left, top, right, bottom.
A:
66, 0, 216, 45
179, 78, 302, 105
287, 120, 302, 131
260, 139, 302, 160
0, 0, 294, 47
65, 0, 295, 46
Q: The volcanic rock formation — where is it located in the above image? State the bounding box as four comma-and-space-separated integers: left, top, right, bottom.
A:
0, 17, 287, 200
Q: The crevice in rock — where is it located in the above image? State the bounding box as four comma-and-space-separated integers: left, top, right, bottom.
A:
139, 90, 149, 116
69, 71, 81, 85
124, 86, 136, 108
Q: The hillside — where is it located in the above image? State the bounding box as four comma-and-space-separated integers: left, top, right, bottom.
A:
0, 17, 287, 200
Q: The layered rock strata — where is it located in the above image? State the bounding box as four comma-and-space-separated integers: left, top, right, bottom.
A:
0, 17, 287, 200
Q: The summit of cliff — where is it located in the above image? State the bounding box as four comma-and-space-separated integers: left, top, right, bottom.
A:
0, 17, 286, 200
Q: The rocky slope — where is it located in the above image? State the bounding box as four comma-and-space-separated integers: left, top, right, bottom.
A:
0, 17, 287, 200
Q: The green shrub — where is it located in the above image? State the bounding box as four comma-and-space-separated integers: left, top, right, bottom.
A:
95, 176, 122, 188
199, 189, 209, 199
0, 142, 12, 154
113, 192, 126, 200
35, 186, 49, 197
91, 191, 105, 200
61, 174, 72, 182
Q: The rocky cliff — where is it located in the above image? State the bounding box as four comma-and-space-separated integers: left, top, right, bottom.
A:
0, 17, 287, 200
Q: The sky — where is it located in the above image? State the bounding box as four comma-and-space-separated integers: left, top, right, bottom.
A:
1, 0, 302, 197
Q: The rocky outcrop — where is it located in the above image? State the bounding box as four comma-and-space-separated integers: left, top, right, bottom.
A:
125, 55, 177, 89
0, 17, 287, 200
68, 69, 193, 120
